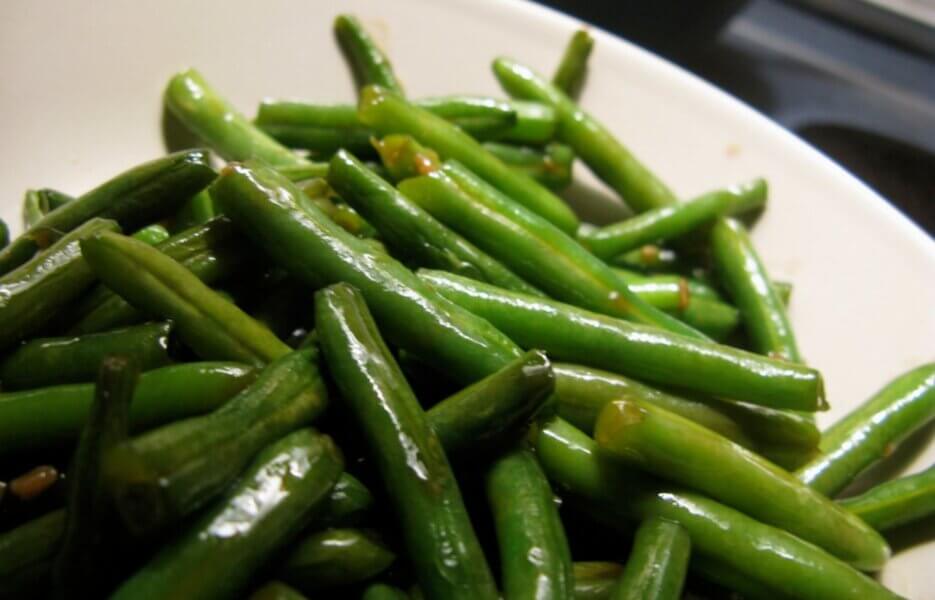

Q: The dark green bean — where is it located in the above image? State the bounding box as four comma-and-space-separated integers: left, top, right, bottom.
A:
315, 283, 497, 600
574, 562, 623, 600
690, 556, 795, 600
0, 322, 173, 390
172, 189, 216, 232
362, 584, 410, 600
250, 581, 309, 600
111, 428, 343, 600
318, 472, 375, 528
334, 14, 405, 95
481, 142, 574, 190
0, 509, 65, 600
612, 517, 689, 600
279, 528, 395, 591
22, 190, 45, 230
838, 466, 935, 532
419, 270, 826, 411
553, 29, 594, 99
797, 363, 935, 496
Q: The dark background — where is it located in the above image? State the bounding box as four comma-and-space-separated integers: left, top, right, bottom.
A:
534, 0, 935, 235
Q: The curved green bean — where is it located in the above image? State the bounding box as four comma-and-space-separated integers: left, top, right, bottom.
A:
334, 14, 405, 95
798, 363, 935, 496
612, 517, 690, 600
553, 29, 594, 99
482, 141, 574, 190
839, 466, 935, 532
279, 528, 395, 591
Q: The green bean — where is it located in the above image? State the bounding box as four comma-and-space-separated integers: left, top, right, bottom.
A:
489, 100, 557, 145
0, 218, 120, 351
553, 29, 594, 99
318, 472, 375, 528
211, 161, 521, 383
611, 517, 689, 600
428, 349, 554, 455
334, 14, 405, 95
362, 584, 410, 600
690, 556, 795, 600
481, 142, 574, 190
68, 216, 254, 335
111, 428, 344, 600
419, 270, 825, 411
400, 167, 706, 339
22, 190, 45, 230
798, 363, 935, 496
104, 348, 327, 535
536, 417, 901, 600
0, 220, 8, 251
0, 322, 173, 390
38, 188, 75, 213
315, 283, 497, 600
165, 69, 306, 167
711, 217, 800, 362
370, 133, 442, 181
595, 400, 889, 569
279, 528, 395, 591
411, 95, 518, 136
574, 562, 623, 600
486, 445, 574, 600
0, 362, 256, 456
611, 245, 682, 273
130, 223, 171, 245
358, 85, 580, 234
301, 181, 380, 239
494, 58, 677, 214
328, 149, 543, 296
580, 180, 767, 259
172, 189, 216, 231
839, 466, 935, 532
276, 162, 331, 182
52, 355, 138, 598
0, 509, 65, 600
81, 231, 290, 366
250, 581, 309, 600
0, 150, 215, 276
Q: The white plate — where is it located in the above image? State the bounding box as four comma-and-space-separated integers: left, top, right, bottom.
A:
1, 0, 933, 595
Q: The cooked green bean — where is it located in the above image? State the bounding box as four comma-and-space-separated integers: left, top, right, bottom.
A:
0, 509, 65, 600
250, 581, 310, 600
411, 95, 518, 136
839, 466, 935, 532
0, 218, 120, 350
358, 85, 580, 234
316, 283, 498, 600
711, 217, 800, 362
400, 166, 706, 339
595, 400, 889, 569
370, 133, 442, 181
165, 69, 307, 167
489, 100, 557, 145
172, 189, 216, 231
52, 355, 138, 598
0, 322, 173, 390
611, 245, 683, 273
553, 29, 594, 99
580, 180, 767, 259
211, 160, 521, 383
301, 180, 380, 239
690, 556, 795, 600
279, 528, 395, 591
131, 223, 171, 245
419, 270, 825, 411
611, 517, 690, 600
334, 14, 405, 95
798, 363, 935, 496
486, 445, 574, 600
81, 231, 290, 366
328, 148, 543, 296
111, 428, 344, 600
318, 473, 375, 528
494, 58, 677, 214
0, 150, 214, 276
574, 562, 623, 600
536, 417, 901, 600
22, 190, 45, 230
104, 348, 327, 535
0, 220, 8, 251
362, 584, 411, 600
481, 141, 574, 190
427, 349, 553, 455
0, 362, 256, 456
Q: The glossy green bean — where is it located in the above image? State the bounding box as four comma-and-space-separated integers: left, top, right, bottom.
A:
334, 14, 405, 95
165, 69, 306, 167
315, 283, 497, 600
358, 85, 579, 234
0, 509, 65, 600
481, 141, 574, 190
250, 581, 309, 600
52, 355, 138, 598
486, 445, 574, 600
0, 322, 173, 390
328, 149, 543, 296
612, 245, 682, 273
68, 217, 254, 335
22, 190, 45, 229
104, 349, 327, 535
574, 562, 623, 600
301, 181, 380, 239
839, 466, 935, 532
489, 100, 557, 145
172, 189, 216, 232
798, 363, 935, 496
81, 231, 290, 366
276, 162, 331, 182
211, 161, 521, 383
111, 428, 343, 600
0, 218, 120, 350
711, 217, 800, 362
279, 528, 395, 591
370, 133, 442, 182
0, 150, 214, 275
553, 29, 594, 99
38, 188, 74, 212
581, 180, 767, 259
401, 167, 706, 339
612, 517, 689, 600
595, 400, 889, 569
428, 349, 553, 455
419, 270, 825, 411
494, 58, 676, 214
412, 95, 518, 136
131, 223, 171, 245
536, 417, 901, 600
318, 473, 375, 528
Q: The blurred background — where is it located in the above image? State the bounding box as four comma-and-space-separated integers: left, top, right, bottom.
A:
534, 0, 935, 235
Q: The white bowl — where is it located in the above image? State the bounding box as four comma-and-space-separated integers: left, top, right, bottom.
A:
1, 0, 932, 595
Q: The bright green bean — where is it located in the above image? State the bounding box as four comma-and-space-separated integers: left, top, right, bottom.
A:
553, 29, 594, 99
481, 141, 574, 190
611, 517, 690, 600
279, 528, 395, 591
839, 466, 935, 532
334, 14, 405, 95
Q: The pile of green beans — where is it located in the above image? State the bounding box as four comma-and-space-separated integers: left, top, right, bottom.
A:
0, 13, 930, 600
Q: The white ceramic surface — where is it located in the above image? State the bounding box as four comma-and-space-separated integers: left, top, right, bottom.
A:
1, 0, 933, 595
